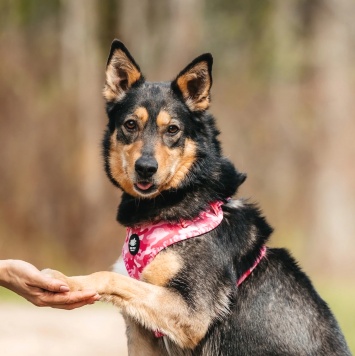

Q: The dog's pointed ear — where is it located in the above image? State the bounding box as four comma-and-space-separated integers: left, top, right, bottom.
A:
172, 53, 213, 112
103, 40, 143, 103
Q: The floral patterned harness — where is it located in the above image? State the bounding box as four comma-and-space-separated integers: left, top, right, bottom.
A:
123, 200, 225, 280
122, 200, 266, 338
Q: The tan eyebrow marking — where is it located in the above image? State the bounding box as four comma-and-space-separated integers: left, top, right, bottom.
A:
156, 110, 171, 127
134, 107, 149, 125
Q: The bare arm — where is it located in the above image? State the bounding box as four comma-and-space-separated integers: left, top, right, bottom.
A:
0, 260, 100, 309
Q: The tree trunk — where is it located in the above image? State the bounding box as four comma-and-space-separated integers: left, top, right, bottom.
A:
61, 0, 103, 205
60, 0, 106, 258
118, 0, 204, 79
308, 0, 355, 277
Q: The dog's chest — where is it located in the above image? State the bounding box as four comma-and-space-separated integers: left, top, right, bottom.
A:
122, 201, 224, 280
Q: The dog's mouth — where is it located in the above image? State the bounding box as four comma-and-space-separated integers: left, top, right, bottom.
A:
134, 181, 157, 195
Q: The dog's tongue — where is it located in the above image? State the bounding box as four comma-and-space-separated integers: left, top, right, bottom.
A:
137, 182, 153, 191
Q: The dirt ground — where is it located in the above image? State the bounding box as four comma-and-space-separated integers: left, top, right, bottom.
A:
0, 302, 128, 356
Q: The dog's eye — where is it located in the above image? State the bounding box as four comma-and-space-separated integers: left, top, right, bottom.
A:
167, 125, 180, 135
124, 120, 137, 131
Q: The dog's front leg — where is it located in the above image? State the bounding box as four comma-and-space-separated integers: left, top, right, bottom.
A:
123, 314, 167, 356
45, 270, 210, 350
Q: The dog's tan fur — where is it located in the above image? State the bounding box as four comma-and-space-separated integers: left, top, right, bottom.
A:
44, 268, 210, 351
157, 138, 197, 192
108, 131, 143, 197
156, 110, 172, 127
134, 107, 149, 126
141, 250, 183, 287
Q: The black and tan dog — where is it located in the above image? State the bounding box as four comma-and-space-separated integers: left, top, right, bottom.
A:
46, 41, 351, 355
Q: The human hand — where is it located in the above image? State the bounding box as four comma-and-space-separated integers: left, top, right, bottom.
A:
0, 260, 100, 309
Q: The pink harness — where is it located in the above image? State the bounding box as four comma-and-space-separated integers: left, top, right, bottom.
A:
122, 200, 266, 337
123, 200, 224, 279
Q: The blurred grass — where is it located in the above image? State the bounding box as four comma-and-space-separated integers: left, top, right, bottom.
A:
316, 281, 355, 354
0, 287, 25, 303
272, 233, 354, 352
1, 281, 354, 353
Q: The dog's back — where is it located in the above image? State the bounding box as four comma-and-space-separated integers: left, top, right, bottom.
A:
149, 202, 350, 355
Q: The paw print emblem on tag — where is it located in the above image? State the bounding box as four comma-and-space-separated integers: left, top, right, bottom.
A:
128, 234, 140, 255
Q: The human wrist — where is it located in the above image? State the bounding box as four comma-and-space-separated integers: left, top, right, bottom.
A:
0, 259, 13, 286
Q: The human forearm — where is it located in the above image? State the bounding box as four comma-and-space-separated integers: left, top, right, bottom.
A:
0, 259, 100, 309
0, 259, 11, 286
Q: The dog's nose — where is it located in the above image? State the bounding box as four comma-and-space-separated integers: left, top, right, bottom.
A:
135, 156, 158, 178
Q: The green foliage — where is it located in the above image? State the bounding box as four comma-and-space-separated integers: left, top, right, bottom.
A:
0, 0, 60, 29
0, 287, 24, 303
205, 0, 275, 79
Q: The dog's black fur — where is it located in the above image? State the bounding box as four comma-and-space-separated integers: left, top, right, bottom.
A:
101, 40, 350, 355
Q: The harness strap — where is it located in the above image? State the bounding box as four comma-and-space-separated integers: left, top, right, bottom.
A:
123, 200, 224, 280
237, 245, 267, 286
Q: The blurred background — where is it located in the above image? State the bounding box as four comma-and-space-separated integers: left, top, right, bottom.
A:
0, 0, 354, 354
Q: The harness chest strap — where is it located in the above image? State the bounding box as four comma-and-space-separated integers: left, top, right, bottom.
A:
121, 200, 267, 337
122, 200, 225, 280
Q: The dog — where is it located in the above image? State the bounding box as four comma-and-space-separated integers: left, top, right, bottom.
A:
45, 40, 351, 355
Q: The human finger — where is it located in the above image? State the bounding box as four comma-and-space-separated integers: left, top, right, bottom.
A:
43, 280, 70, 293
39, 290, 100, 306
50, 298, 96, 310
31, 274, 70, 293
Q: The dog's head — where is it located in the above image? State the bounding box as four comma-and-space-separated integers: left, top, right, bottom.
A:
102, 40, 216, 199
